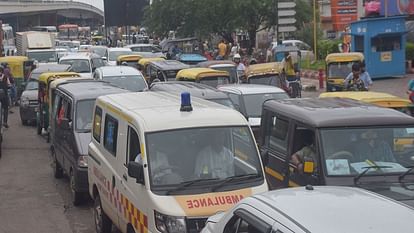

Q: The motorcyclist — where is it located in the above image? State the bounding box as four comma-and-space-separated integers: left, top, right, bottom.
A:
233, 54, 246, 82
344, 63, 367, 91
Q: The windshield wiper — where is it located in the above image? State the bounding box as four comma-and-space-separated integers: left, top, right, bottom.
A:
354, 166, 392, 184
166, 178, 219, 195
399, 166, 414, 182
211, 174, 260, 192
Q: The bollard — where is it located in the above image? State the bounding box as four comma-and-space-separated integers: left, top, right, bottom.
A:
318, 69, 324, 89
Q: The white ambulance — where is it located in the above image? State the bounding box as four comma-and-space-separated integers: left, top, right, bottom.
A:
88, 92, 268, 233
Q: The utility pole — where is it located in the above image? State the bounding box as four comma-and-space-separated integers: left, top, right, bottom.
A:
384, 0, 388, 18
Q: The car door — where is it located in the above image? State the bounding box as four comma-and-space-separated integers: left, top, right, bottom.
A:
61, 96, 75, 173
97, 112, 121, 226
260, 110, 293, 189
118, 125, 148, 232
55, 94, 72, 173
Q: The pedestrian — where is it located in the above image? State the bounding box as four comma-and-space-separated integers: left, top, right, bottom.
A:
0, 67, 10, 128
217, 39, 227, 60
107, 36, 112, 47
233, 54, 246, 81
230, 42, 239, 60
3, 63, 16, 107
132, 32, 137, 44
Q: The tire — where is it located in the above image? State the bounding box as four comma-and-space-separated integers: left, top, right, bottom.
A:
94, 194, 112, 233
292, 82, 301, 98
52, 150, 63, 179
70, 170, 83, 206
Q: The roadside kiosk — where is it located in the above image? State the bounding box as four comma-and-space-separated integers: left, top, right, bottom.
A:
350, 15, 406, 79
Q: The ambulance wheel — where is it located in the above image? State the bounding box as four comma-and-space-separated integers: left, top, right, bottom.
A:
52, 150, 63, 179
94, 194, 112, 233
127, 225, 136, 233
70, 170, 83, 206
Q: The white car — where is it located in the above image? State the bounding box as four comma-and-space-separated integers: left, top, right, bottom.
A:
124, 44, 164, 58
104, 47, 133, 66
272, 39, 315, 61
217, 84, 288, 129
93, 66, 148, 92
59, 53, 105, 78
202, 186, 414, 233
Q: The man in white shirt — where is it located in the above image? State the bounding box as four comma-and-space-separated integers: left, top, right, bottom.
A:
194, 131, 235, 179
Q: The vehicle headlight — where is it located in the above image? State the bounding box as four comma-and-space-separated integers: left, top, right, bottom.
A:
155, 211, 186, 233
20, 97, 29, 107
77, 155, 88, 168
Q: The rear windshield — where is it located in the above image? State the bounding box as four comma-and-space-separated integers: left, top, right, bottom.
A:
60, 59, 91, 73
103, 75, 147, 92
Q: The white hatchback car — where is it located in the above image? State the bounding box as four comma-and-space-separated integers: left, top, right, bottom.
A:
202, 186, 414, 233
59, 53, 105, 78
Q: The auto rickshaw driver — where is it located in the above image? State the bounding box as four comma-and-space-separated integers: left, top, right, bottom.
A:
344, 63, 367, 91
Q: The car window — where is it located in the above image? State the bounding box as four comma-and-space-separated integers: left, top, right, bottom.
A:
60, 59, 91, 73
76, 99, 95, 132
25, 80, 38, 90
93, 107, 102, 142
104, 114, 118, 156
269, 116, 289, 153
224, 214, 271, 233
127, 126, 141, 165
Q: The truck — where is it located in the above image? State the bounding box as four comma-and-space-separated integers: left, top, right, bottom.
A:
16, 31, 57, 63
2, 23, 17, 56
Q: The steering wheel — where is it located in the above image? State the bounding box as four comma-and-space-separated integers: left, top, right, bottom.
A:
328, 150, 354, 161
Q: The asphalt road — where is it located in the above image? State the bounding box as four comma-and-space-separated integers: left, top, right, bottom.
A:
0, 109, 95, 233
0, 74, 409, 233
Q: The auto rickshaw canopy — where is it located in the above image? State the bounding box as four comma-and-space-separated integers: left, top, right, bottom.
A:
0, 56, 30, 78
38, 72, 81, 94
138, 57, 166, 68
176, 68, 229, 81
319, 91, 411, 108
325, 52, 364, 64
245, 62, 283, 79
116, 54, 143, 63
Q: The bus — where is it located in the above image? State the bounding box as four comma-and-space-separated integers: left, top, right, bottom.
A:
32, 26, 57, 33
58, 24, 79, 40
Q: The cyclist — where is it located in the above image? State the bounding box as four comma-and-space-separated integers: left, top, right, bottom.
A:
282, 52, 301, 98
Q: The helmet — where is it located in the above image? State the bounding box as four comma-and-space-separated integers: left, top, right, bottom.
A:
234, 54, 241, 59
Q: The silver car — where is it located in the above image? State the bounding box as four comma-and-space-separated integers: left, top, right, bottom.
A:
19, 64, 70, 125
202, 186, 414, 233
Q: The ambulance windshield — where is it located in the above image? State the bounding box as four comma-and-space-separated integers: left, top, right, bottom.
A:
146, 126, 263, 194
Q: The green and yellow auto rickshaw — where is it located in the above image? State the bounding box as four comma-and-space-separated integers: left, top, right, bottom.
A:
37, 72, 81, 141
0, 56, 35, 97
325, 52, 364, 92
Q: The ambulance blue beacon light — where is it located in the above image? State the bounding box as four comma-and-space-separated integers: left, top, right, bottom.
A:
180, 92, 193, 112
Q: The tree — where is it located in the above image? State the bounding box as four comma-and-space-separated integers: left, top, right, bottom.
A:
294, 0, 313, 31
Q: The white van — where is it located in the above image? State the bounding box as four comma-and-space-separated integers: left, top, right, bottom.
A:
88, 92, 268, 233
59, 53, 105, 78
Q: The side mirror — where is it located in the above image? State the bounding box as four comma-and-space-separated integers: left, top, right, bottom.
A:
102, 57, 107, 61
60, 118, 72, 130
128, 161, 145, 185
260, 149, 269, 166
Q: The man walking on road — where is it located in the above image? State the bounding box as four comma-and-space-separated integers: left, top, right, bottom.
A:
217, 40, 227, 60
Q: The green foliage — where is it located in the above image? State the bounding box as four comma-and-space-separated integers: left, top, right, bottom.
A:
294, 0, 312, 30
406, 42, 414, 61
318, 39, 341, 60
301, 59, 325, 70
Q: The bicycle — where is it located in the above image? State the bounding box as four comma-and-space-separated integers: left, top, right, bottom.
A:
281, 71, 302, 98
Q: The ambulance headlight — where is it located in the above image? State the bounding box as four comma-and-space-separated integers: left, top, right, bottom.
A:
77, 155, 88, 168
155, 211, 186, 233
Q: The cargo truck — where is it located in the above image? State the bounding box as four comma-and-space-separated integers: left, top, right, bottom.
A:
16, 31, 57, 63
